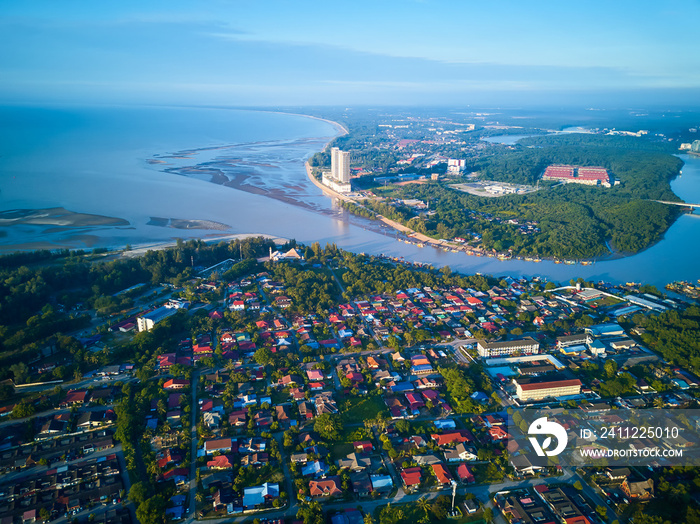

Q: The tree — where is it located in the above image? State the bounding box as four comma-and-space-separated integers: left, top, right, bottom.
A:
10, 362, 29, 384
296, 502, 324, 524
10, 401, 35, 419
596, 505, 607, 520
483, 507, 494, 523
128, 481, 150, 506
394, 420, 410, 434
417, 496, 431, 519
604, 360, 618, 379
574, 480, 583, 491
314, 413, 342, 441
136, 496, 167, 524
254, 347, 273, 366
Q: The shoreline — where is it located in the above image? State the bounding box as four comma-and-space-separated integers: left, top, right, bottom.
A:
260, 109, 349, 137
120, 233, 288, 258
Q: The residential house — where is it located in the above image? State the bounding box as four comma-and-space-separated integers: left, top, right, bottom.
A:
353, 441, 373, 453
432, 463, 453, 486
163, 379, 190, 390
400, 467, 422, 490
242, 483, 279, 509
622, 478, 654, 500
350, 472, 373, 496
431, 430, 474, 446
456, 464, 475, 483
309, 477, 342, 498
370, 475, 393, 493
203, 438, 233, 455
206, 455, 235, 470
336, 453, 371, 472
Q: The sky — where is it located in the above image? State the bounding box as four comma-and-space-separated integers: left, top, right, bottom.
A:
1, 0, 699, 107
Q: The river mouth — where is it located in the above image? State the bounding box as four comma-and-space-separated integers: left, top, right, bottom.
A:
1, 105, 699, 287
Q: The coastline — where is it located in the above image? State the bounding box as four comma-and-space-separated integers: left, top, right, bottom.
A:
304, 161, 455, 250
120, 233, 288, 258
263, 110, 349, 137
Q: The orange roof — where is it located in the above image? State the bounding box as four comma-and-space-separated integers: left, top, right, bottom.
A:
431, 463, 453, 484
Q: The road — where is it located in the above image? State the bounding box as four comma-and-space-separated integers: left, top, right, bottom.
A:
204, 468, 579, 523
185, 370, 202, 523
572, 471, 620, 523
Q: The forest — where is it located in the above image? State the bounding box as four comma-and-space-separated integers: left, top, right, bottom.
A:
629, 306, 700, 370
0, 237, 275, 385
352, 133, 684, 258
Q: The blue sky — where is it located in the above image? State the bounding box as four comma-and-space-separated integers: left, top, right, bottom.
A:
2, 0, 699, 107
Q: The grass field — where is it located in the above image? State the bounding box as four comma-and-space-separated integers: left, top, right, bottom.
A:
340, 395, 386, 425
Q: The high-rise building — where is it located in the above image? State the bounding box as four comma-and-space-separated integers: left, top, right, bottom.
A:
331, 147, 350, 183
338, 150, 350, 183
331, 147, 340, 178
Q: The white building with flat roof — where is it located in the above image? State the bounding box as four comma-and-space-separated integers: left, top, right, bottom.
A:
137, 306, 178, 332
476, 337, 539, 358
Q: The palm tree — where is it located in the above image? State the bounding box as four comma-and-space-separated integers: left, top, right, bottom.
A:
417, 496, 431, 519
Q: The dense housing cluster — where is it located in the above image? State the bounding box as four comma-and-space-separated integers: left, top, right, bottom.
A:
1, 240, 700, 523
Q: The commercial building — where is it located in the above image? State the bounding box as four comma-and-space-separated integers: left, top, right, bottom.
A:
477, 337, 540, 358
137, 306, 178, 332
624, 294, 668, 312
514, 376, 582, 401
542, 165, 610, 187
556, 333, 591, 349
447, 158, 466, 173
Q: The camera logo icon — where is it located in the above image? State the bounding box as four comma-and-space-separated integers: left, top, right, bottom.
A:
528, 417, 568, 457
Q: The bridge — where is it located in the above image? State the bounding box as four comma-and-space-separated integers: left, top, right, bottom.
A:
652, 200, 700, 210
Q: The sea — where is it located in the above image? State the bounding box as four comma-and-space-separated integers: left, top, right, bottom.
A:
0, 104, 699, 288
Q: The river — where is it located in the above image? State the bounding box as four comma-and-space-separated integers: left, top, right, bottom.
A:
0, 105, 698, 287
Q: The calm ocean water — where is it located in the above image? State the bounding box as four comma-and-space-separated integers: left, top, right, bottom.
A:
0, 105, 698, 287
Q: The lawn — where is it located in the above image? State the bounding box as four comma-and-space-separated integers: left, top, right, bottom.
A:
330, 442, 355, 461
589, 295, 624, 307
340, 394, 387, 425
